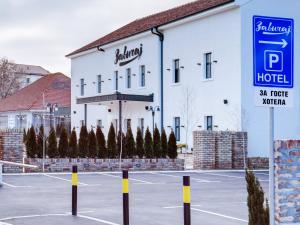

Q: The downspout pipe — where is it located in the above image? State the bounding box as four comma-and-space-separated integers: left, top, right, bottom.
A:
151, 27, 164, 131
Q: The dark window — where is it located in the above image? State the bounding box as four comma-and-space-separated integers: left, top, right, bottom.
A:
138, 118, 144, 135
126, 119, 131, 131
26, 78, 30, 84
205, 53, 212, 79
114, 71, 118, 91
174, 117, 180, 141
80, 79, 84, 96
140, 65, 145, 87
97, 119, 102, 128
80, 120, 85, 127
206, 116, 213, 131
174, 59, 180, 83
126, 68, 131, 89
97, 75, 102, 93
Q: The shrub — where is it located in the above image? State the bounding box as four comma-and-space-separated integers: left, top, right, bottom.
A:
58, 126, 68, 158
48, 127, 58, 158
144, 127, 153, 158
107, 123, 117, 158
23, 129, 27, 144
96, 126, 107, 158
36, 125, 45, 158
117, 131, 126, 158
78, 125, 89, 157
125, 127, 135, 158
246, 170, 269, 225
88, 129, 98, 158
153, 126, 161, 158
168, 131, 177, 159
26, 126, 37, 158
69, 128, 78, 158
136, 127, 144, 158
161, 128, 168, 158
56, 124, 61, 137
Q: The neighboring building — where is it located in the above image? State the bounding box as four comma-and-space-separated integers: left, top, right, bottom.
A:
0, 73, 71, 133
67, 0, 300, 157
15, 64, 50, 89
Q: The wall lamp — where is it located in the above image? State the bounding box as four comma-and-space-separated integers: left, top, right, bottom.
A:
97, 46, 105, 52
197, 63, 202, 66
213, 60, 218, 63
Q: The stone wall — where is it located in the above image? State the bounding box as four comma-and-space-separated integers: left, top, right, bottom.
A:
247, 157, 269, 169
0, 130, 24, 173
193, 131, 247, 169
274, 140, 300, 224
25, 158, 185, 172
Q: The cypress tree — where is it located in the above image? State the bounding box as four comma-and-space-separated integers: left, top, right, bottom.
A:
144, 127, 153, 158
117, 131, 126, 158
153, 126, 161, 158
107, 123, 117, 158
168, 131, 177, 159
125, 127, 135, 158
23, 128, 27, 144
136, 127, 144, 158
78, 125, 89, 157
58, 126, 68, 158
246, 169, 269, 225
69, 128, 78, 158
88, 129, 98, 158
26, 126, 37, 158
161, 128, 168, 158
96, 126, 107, 158
36, 125, 44, 158
48, 127, 58, 158
56, 124, 61, 137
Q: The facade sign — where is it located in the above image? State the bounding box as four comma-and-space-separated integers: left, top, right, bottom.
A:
253, 16, 294, 107
114, 44, 143, 66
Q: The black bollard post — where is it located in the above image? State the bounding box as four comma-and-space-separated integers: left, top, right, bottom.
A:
123, 170, 129, 225
183, 176, 191, 225
72, 165, 78, 216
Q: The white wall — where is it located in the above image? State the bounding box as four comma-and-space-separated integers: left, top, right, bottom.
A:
240, 0, 300, 156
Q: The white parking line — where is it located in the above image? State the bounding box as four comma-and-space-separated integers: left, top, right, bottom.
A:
1, 182, 31, 188
98, 173, 153, 184
150, 172, 219, 183
43, 174, 88, 186
196, 172, 245, 179
77, 214, 120, 225
163, 204, 202, 209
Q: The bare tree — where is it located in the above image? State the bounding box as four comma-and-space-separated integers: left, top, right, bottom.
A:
0, 58, 20, 99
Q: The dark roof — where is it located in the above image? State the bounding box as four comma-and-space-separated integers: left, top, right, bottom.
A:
67, 0, 234, 57
0, 73, 71, 112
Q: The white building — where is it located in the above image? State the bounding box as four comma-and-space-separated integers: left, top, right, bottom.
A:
67, 0, 300, 157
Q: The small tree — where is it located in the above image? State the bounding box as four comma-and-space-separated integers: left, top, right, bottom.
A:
58, 126, 68, 158
88, 129, 98, 158
56, 124, 61, 137
161, 128, 168, 158
78, 125, 89, 158
96, 126, 107, 158
117, 131, 126, 158
246, 170, 269, 225
69, 128, 78, 158
23, 129, 27, 144
107, 123, 117, 158
168, 131, 177, 159
153, 126, 161, 158
144, 127, 153, 158
136, 127, 144, 158
125, 127, 135, 158
26, 126, 37, 158
47, 127, 58, 158
36, 125, 44, 158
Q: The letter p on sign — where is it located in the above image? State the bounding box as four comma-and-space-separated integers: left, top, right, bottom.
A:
264, 50, 283, 72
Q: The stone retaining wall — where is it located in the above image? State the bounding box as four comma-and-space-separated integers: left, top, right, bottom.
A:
274, 140, 300, 224
25, 158, 185, 172
0, 130, 24, 173
247, 157, 269, 169
193, 131, 247, 169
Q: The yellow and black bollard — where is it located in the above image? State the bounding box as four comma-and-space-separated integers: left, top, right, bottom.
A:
122, 170, 129, 225
183, 176, 191, 225
72, 165, 78, 216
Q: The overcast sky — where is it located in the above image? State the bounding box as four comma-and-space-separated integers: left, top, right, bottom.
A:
0, 0, 193, 75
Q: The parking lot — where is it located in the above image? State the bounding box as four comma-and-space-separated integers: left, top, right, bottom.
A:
0, 170, 269, 225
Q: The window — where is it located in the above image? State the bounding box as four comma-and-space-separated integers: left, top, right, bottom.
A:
174, 59, 180, 83
0, 115, 8, 129
140, 65, 146, 87
97, 75, 102, 93
205, 53, 212, 79
97, 119, 102, 128
138, 118, 144, 135
206, 116, 213, 131
174, 117, 180, 141
26, 78, 30, 84
15, 115, 27, 129
113, 119, 118, 133
114, 71, 118, 91
124, 119, 131, 131
80, 79, 85, 96
80, 120, 85, 127
126, 68, 131, 89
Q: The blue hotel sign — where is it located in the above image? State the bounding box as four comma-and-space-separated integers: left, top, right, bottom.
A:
253, 16, 294, 88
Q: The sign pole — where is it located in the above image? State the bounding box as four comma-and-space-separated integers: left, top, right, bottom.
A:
269, 107, 275, 225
